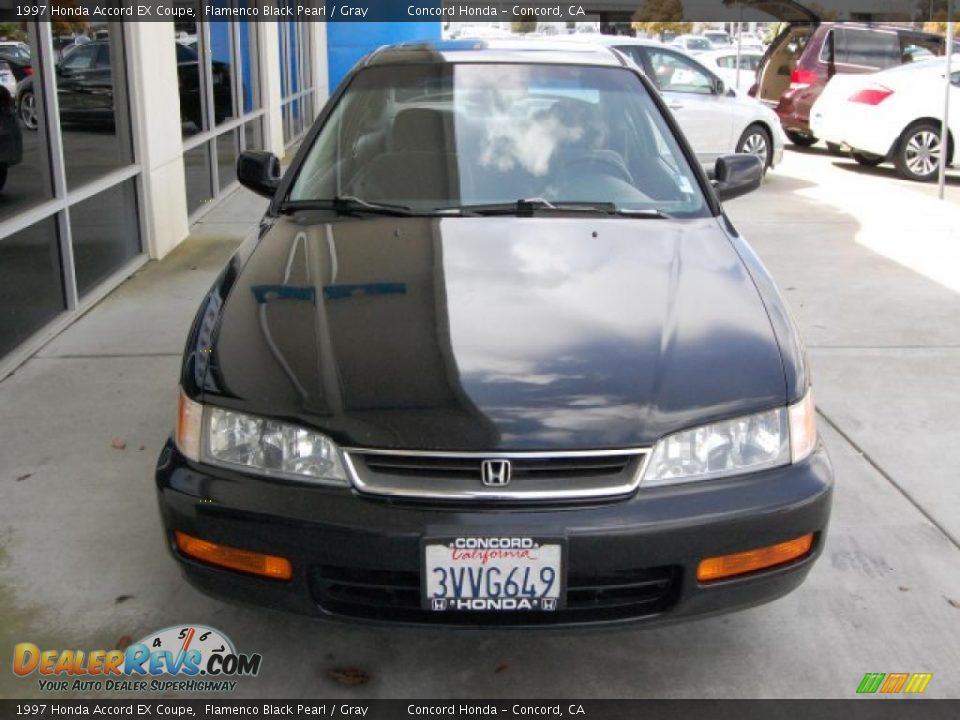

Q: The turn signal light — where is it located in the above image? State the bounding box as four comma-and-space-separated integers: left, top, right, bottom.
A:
174, 531, 293, 581
697, 533, 814, 583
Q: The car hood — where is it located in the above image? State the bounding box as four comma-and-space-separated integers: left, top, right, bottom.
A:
202, 215, 786, 451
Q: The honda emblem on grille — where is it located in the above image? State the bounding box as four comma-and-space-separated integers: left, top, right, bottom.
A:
481, 459, 512, 487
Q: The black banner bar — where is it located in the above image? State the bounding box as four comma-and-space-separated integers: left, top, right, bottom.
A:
0, 1, 956, 23
2, 700, 960, 720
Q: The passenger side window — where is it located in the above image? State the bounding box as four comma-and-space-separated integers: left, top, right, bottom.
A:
644, 50, 715, 95
835, 28, 899, 70
716, 55, 735, 69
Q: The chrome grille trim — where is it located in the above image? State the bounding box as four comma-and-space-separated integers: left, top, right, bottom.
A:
341, 447, 651, 501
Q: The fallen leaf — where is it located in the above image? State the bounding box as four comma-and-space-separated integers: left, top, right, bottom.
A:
495, 662, 509, 674
16, 473, 32, 482
898, 586, 909, 592
115, 595, 134, 604
115, 635, 133, 651
138, 445, 145, 452
327, 668, 370, 686
111, 438, 127, 450
947, 597, 960, 609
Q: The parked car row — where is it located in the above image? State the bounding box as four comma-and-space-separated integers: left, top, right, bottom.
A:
750, 10, 944, 149
12, 39, 233, 133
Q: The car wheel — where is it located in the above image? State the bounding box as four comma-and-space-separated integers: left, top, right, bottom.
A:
0, 164, 7, 191
786, 130, 817, 147
736, 124, 772, 170
852, 151, 884, 167
895, 122, 947, 182
18, 90, 38, 130
825, 142, 844, 156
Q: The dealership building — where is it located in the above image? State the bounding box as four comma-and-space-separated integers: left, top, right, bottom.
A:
0, 15, 437, 375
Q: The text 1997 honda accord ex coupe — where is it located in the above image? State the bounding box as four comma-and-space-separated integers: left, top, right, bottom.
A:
156, 41, 833, 627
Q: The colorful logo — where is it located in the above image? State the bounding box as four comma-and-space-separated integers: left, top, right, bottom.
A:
857, 672, 932, 695
13, 624, 260, 693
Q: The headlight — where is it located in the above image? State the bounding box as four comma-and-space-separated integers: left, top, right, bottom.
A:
641, 390, 817, 487
175, 391, 347, 486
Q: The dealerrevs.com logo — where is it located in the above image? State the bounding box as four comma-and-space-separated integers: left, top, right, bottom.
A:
13, 625, 261, 693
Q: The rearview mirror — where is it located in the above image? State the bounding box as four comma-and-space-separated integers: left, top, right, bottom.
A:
712, 154, 763, 202
237, 151, 280, 198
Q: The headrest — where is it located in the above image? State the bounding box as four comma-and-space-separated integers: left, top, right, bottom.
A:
391, 108, 449, 152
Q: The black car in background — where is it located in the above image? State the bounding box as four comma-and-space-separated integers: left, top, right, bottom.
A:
15, 40, 232, 131
0, 84, 23, 190
157, 41, 833, 627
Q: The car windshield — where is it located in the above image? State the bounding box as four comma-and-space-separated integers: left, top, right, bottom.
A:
686, 38, 712, 50
288, 63, 707, 218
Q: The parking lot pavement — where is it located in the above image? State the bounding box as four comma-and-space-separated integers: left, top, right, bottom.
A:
2, 150, 960, 700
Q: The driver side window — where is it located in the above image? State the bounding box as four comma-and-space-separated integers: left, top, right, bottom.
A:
645, 50, 715, 95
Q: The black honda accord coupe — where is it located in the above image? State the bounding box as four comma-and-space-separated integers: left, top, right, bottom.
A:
156, 41, 833, 626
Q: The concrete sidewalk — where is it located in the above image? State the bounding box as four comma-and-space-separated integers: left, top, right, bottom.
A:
1, 153, 959, 699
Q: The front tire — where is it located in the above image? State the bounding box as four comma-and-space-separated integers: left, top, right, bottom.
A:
786, 130, 817, 147
895, 122, 946, 182
737, 123, 773, 170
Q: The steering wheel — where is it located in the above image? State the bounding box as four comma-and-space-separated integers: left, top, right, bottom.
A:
559, 152, 635, 186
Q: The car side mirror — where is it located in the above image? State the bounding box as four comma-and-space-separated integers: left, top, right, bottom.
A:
237, 151, 280, 198
712, 154, 763, 202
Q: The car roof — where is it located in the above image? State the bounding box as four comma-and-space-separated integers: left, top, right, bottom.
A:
700, 48, 764, 58
365, 40, 628, 68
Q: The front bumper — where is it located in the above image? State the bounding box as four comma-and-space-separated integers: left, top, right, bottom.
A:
155, 440, 833, 628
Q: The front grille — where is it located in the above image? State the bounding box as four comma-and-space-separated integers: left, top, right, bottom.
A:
362, 453, 631, 480
309, 564, 680, 625
344, 449, 649, 502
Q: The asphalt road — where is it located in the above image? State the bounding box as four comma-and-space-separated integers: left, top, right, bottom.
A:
1, 146, 959, 700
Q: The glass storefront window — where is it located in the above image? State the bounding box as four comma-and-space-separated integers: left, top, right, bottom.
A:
0, 217, 65, 358
177, 20, 206, 138
184, 143, 213, 214
70, 179, 141, 296
238, 5, 259, 113
1, 28, 54, 223
59, 27, 134, 189
209, 20, 235, 126
179, 10, 262, 215
216, 129, 238, 192
278, 19, 314, 146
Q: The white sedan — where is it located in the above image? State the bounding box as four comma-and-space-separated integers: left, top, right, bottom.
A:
586, 37, 785, 171
810, 56, 960, 181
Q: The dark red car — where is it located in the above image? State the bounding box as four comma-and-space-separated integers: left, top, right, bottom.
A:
750, 9, 943, 148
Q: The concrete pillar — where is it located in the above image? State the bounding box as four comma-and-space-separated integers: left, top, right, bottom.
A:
258, 21, 285, 158
124, 22, 189, 259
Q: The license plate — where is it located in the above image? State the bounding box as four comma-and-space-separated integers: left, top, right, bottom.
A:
423, 537, 563, 612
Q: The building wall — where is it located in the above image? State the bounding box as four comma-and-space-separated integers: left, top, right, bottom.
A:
326, 22, 441, 93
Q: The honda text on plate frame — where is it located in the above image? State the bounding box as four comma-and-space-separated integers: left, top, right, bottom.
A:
156, 41, 833, 627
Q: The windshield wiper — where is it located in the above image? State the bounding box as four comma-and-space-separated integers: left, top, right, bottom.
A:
436, 199, 670, 219
279, 196, 416, 216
